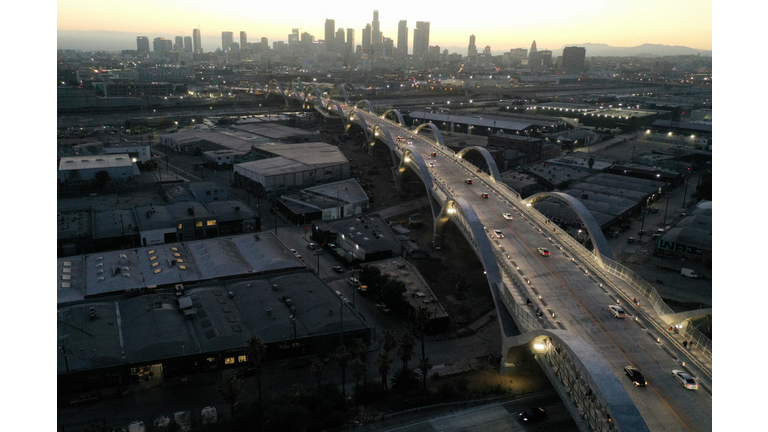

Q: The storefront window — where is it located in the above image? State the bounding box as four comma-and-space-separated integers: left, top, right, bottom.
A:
238, 355, 247, 363
224, 357, 235, 365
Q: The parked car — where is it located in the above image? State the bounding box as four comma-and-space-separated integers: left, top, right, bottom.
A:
347, 277, 360, 287
332, 265, 345, 273
627, 237, 636, 244
307, 242, 318, 250
608, 305, 627, 318
624, 366, 648, 387
672, 370, 699, 390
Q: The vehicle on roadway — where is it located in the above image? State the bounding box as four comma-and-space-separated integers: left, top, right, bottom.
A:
493, 230, 504, 238
332, 265, 345, 273
537, 247, 550, 256
466, 179, 473, 184
518, 407, 547, 423
431, 152, 437, 157
307, 242, 318, 250
481, 193, 489, 199
347, 277, 360, 287
624, 366, 648, 387
608, 305, 627, 318
672, 370, 699, 390
503, 213, 514, 220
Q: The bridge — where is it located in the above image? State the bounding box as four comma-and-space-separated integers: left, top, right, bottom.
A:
258, 84, 712, 432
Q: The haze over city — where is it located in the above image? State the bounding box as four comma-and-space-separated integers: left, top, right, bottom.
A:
57, 0, 712, 53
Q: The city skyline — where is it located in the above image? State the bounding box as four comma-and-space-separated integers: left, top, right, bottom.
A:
57, 1, 712, 53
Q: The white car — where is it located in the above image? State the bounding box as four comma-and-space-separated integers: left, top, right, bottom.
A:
608, 305, 626, 318
672, 370, 698, 390
503, 213, 514, 220
493, 230, 504, 238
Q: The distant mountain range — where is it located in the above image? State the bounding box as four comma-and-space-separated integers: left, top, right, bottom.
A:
57, 30, 711, 58
552, 43, 711, 58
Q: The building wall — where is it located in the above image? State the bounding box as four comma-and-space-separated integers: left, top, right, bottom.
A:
58, 164, 135, 183
103, 145, 151, 163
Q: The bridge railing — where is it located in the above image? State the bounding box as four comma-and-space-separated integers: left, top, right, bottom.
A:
680, 320, 712, 361
597, 254, 675, 316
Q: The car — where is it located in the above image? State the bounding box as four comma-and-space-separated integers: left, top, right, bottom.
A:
332, 265, 345, 273
537, 247, 550, 256
466, 179, 473, 184
608, 305, 627, 318
289, 248, 298, 254
493, 230, 504, 238
672, 370, 698, 390
347, 277, 360, 287
481, 193, 490, 199
307, 242, 318, 250
627, 237, 636, 244
377, 303, 392, 313
503, 213, 514, 220
429, 162, 435, 167
431, 152, 437, 157
519, 407, 547, 423
624, 366, 648, 387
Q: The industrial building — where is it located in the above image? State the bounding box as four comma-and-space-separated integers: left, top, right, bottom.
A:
311, 214, 400, 264
233, 142, 350, 197
654, 200, 711, 264
58, 271, 370, 396
277, 179, 369, 224
58, 154, 141, 183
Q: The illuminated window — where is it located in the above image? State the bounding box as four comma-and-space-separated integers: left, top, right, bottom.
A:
147, 250, 155, 255
171, 247, 178, 251
151, 262, 159, 268
176, 259, 184, 263
196, 221, 203, 227
224, 357, 235, 365
206, 357, 215, 363
206, 220, 217, 226
179, 265, 187, 270
153, 268, 162, 274
173, 253, 181, 257
238, 355, 247, 363
150, 256, 157, 261
177, 224, 183, 230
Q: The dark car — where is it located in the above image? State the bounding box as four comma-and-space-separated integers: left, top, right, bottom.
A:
332, 265, 345, 273
519, 407, 547, 423
466, 179, 473, 184
481, 193, 489, 199
624, 366, 648, 387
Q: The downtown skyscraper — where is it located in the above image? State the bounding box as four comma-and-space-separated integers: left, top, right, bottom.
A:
221, 31, 234, 52
325, 19, 335, 52
397, 20, 408, 60
193, 28, 202, 53
413, 21, 430, 61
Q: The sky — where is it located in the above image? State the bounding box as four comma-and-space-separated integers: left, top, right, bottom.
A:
57, 0, 712, 52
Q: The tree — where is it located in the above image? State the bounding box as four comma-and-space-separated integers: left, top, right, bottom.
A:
246, 337, 267, 408
397, 331, 415, 371
309, 358, 325, 394
356, 343, 370, 407
219, 375, 243, 418
382, 330, 397, 355
351, 359, 365, 410
335, 345, 351, 403
94, 170, 110, 189
416, 306, 433, 390
376, 351, 392, 394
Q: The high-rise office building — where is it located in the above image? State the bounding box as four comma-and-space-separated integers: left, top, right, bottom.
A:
136, 36, 150, 53
397, 20, 408, 59
325, 19, 335, 52
222, 32, 234, 52
184, 36, 193, 52
562, 46, 586, 72
540, 49, 552, 68
174, 36, 183, 51
372, 10, 381, 44
335, 28, 345, 55
346, 28, 355, 60
468, 34, 477, 60
413, 21, 430, 60
261, 37, 269, 51
193, 28, 202, 53
153, 37, 172, 54
528, 40, 541, 69
362, 24, 372, 51
289, 28, 299, 53
240, 31, 247, 51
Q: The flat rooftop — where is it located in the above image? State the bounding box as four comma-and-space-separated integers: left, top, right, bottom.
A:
59, 153, 135, 171
57, 271, 369, 374
364, 258, 449, 320
57, 231, 305, 304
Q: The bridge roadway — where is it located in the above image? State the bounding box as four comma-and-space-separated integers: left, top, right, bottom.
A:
265, 85, 712, 431
348, 107, 712, 432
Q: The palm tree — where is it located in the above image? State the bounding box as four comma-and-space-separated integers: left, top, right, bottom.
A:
336, 345, 351, 402
246, 337, 267, 407
416, 306, 433, 390
219, 375, 243, 418
309, 358, 325, 394
376, 351, 392, 394
382, 329, 397, 355
357, 343, 370, 406
397, 331, 415, 371
351, 359, 365, 411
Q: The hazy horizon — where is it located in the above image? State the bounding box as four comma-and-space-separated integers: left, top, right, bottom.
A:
58, 1, 712, 53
